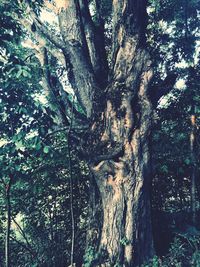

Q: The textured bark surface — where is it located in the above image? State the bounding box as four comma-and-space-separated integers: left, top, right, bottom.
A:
84, 1, 154, 264
58, 1, 154, 265
88, 50, 154, 265
27, 0, 155, 265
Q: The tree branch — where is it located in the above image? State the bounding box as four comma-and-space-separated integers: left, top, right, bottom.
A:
22, 0, 65, 50
12, 217, 32, 251
10, 236, 36, 258
90, 144, 124, 165
111, 0, 149, 82
42, 47, 70, 125
57, 0, 99, 118
34, 18, 65, 50
79, 0, 108, 87
149, 72, 178, 107
45, 125, 89, 139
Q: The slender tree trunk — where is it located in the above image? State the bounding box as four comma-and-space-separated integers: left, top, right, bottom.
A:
190, 113, 196, 225
5, 176, 12, 267
69, 161, 75, 267
68, 98, 75, 267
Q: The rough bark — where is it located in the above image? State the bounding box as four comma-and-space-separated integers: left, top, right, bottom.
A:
83, 1, 154, 264
57, 0, 98, 118
87, 52, 154, 265
79, 0, 108, 87
27, 0, 155, 265
60, 0, 154, 265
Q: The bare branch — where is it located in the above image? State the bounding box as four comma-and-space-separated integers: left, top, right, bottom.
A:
45, 125, 89, 139
149, 72, 178, 107
12, 217, 32, 251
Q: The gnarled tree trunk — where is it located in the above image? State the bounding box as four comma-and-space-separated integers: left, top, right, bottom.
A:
27, 0, 155, 265
87, 50, 154, 266
57, 0, 154, 265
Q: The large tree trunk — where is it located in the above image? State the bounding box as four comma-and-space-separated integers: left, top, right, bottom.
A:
86, 49, 154, 265
57, 1, 155, 263
27, 0, 155, 265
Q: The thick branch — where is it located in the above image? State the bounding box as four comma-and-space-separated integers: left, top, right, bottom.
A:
33, 18, 65, 50
43, 49, 88, 124
57, 0, 99, 118
149, 72, 178, 106
79, 0, 108, 87
22, 1, 65, 50
111, 0, 148, 82
42, 47, 70, 125
112, 0, 148, 47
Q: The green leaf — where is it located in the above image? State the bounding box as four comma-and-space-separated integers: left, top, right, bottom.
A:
15, 165, 21, 171
43, 146, 50, 154
35, 142, 41, 151
22, 70, 29, 78
184, 158, 191, 165
160, 165, 168, 174
15, 141, 23, 150
16, 68, 23, 78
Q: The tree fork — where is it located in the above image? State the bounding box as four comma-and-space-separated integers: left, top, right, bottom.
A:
26, 0, 155, 265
